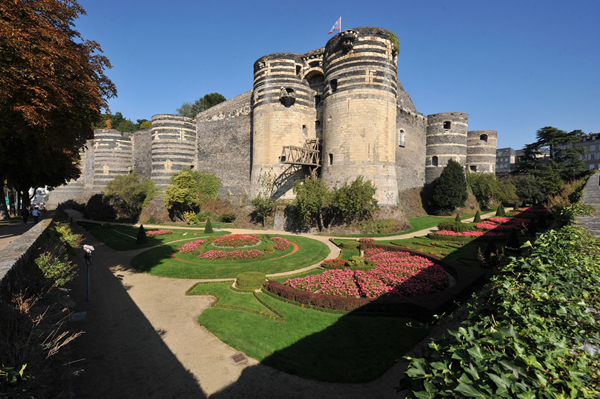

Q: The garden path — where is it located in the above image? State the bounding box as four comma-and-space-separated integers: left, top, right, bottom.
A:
65, 209, 498, 399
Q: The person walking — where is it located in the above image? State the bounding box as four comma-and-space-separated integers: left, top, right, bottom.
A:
31, 207, 40, 224
21, 207, 29, 223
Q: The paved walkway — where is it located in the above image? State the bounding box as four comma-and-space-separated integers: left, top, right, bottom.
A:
0, 218, 44, 252
66, 209, 499, 399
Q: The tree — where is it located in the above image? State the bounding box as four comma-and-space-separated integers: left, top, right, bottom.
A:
0, 0, 116, 218
176, 93, 226, 118
466, 172, 499, 209
94, 112, 140, 133
329, 176, 378, 223
103, 171, 157, 220
163, 169, 221, 219
293, 177, 330, 231
516, 126, 585, 181
251, 195, 276, 228
431, 159, 468, 214
512, 174, 546, 204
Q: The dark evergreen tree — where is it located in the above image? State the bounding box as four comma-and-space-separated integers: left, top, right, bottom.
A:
455, 214, 461, 223
431, 159, 468, 215
137, 224, 147, 244
496, 204, 506, 216
473, 210, 482, 223
204, 218, 213, 234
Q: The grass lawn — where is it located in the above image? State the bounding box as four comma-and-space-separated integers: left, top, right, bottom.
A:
188, 282, 429, 383
78, 221, 230, 251
131, 235, 330, 279
0, 216, 23, 227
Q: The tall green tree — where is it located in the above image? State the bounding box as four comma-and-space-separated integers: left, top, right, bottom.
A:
0, 0, 116, 218
103, 171, 157, 220
516, 126, 585, 181
431, 159, 468, 214
511, 174, 546, 204
163, 169, 221, 218
293, 177, 330, 231
329, 176, 378, 224
176, 93, 226, 118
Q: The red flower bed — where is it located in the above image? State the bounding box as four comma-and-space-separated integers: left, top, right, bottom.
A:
321, 258, 347, 269
212, 234, 260, 248
147, 229, 173, 236
285, 249, 449, 298
271, 237, 290, 251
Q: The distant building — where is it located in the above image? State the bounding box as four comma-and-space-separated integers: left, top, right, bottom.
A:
574, 132, 600, 171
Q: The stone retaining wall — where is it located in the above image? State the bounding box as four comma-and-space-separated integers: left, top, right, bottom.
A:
575, 173, 600, 236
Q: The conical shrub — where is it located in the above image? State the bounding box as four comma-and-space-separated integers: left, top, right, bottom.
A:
495, 204, 506, 216
473, 210, 482, 223
455, 214, 461, 223
137, 224, 148, 244
204, 218, 213, 234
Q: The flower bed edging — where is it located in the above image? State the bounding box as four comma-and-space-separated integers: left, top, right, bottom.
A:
264, 244, 486, 322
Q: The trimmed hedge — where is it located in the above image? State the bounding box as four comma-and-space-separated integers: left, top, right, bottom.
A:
436, 221, 475, 232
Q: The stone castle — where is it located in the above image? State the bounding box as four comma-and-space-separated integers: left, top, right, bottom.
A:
49, 27, 497, 208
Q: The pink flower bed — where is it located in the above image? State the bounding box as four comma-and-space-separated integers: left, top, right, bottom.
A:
179, 240, 206, 254
271, 237, 290, 251
212, 234, 260, 248
285, 248, 449, 298
487, 216, 510, 223
435, 230, 485, 237
147, 229, 173, 236
358, 237, 375, 244
476, 221, 498, 230
197, 249, 264, 260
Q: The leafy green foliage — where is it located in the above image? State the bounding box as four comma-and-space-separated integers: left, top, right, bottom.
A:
176, 93, 226, 118
495, 204, 506, 216
0, 364, 32, 399
404, 226, 600, 398
431, 159, 468, 214
35, 253, 75, 287
293, 177, 330, 231
516, 126, 586, 181
251, 195, 276, 228
437, 221, 474, 232
217, 212, 237, 223
164, 169, 221, 218
511, 174, 546, 204
103, 171, 157, 221
330, 176, 378, 223
204, 218, 213, 233
473, 210, 482, 223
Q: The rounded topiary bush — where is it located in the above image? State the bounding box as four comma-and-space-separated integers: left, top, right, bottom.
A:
264, 244, 274, 253
236, 272, 266, 291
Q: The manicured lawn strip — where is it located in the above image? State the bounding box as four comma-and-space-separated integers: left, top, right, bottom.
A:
195, 289, 429, 382
131, 235, 330, 279
339, 248, 360, 261
78, 221, 230, 250
186, 282, 272, 315
272, 268, 325, 283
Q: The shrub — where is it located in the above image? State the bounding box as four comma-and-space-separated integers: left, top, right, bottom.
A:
136, 224, 147, 244
473, 210, 482, 223
35, 253, 76, 287
431, 159, 468, 214
321, 258, 347, 269
436, 221, 474, 232
183, 211, 197, 225
454, 214, 461, 223
346, 256, 376, 271
236, 272, 266, 291
495, 204, 506, 216
264, 244, 274, 253
338, 241, 359, 250
205, 236, 216, 243
204, 218, 213, 234
217, 212, 237, 223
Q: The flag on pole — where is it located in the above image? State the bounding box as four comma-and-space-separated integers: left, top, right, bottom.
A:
327, 17, 341, 34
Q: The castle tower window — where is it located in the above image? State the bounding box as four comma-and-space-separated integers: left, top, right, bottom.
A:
329, 153, 333, 165
315, 95, 321, 106
432, 156, 438, 166
480, 134, 488, 143
330, 79, 338, 93
296, 65, 301, 76
302, 125, 307, 137
398, 129, 405, 147
280, 155, 286, 162
470, 165, 477, 172
443, 121, 451, 129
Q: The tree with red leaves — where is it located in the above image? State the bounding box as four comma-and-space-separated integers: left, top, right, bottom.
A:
0, 0, 116, 217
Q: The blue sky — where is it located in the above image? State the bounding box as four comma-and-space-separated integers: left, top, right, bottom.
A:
75, 0, 600, 149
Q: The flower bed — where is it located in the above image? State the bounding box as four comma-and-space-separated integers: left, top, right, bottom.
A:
147, 229, 173, 236
271, 237, 290, 251
321, 258, 347, 269
358, 237, 375, 244
212, 234, 260, 248
179, 240, 206, 254
197, 249, 264, 260
435, 230, 486, 237
285, 248, 449, 298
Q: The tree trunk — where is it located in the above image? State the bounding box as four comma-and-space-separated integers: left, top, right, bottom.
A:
7, 186, 15, 216
0, 179, 8, 220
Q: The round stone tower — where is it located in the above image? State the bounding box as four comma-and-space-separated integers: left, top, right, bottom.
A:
251, 53, 317, 199
150, 114, 196, 193
321, 27, 399, 205
92, 129, 133, 192
467, 130, 497, 174
425, 112, 469, 184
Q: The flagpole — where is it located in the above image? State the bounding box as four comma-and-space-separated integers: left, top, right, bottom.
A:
340, 17, 342, 32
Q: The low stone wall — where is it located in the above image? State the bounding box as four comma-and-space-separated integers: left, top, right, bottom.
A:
575, 173, 600, 236
0, 216, 57, 302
